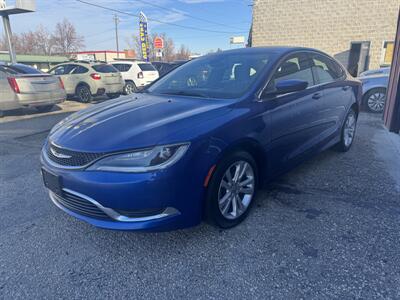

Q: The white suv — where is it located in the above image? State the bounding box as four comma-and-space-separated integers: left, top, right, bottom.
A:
111, 60, 159, 95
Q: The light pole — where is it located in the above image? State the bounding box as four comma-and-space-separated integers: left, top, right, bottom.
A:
0, 0, 35, 64
113, 14, 120, 58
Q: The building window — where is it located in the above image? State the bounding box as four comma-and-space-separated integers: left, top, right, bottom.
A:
382, 41, 394, 66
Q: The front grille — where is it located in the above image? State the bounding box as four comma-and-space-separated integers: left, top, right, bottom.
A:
52, 191, 111, 220
46, 143, 106, 167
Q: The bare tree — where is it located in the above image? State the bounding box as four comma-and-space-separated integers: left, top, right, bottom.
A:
175, 44, 191, 60
52, 18, 84, 55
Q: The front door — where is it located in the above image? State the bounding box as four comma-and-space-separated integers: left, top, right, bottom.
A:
262, 52, 324, 175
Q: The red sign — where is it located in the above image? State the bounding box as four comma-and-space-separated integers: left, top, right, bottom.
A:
154, 37, 164, 49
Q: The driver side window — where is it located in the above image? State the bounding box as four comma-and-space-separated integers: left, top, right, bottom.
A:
268, 53, 315, 90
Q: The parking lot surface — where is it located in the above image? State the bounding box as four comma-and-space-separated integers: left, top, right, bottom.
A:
1, 102, 400, 299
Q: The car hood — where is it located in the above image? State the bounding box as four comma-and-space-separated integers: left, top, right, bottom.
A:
49, 94, 234, 152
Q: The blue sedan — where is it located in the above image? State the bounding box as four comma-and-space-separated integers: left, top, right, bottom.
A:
41, 47, 362, 231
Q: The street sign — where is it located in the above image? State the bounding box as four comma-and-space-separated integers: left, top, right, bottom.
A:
230, 36, 245, 44
154, 37, 164, 49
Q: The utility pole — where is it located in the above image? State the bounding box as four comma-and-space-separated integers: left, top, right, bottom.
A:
113, 14, 120, 58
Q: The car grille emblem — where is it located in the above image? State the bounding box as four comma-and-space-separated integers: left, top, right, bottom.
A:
50, 147, 72, 159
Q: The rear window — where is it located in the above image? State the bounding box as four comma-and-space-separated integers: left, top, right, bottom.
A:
138, 63, 156, 71
112, 63, 132, 72
92, 64, 118, 73
0, 64, 43, 75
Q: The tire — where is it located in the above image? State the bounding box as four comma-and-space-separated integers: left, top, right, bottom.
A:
335, 108, 357, 152
76, 85, 92, 103
205, 151, 258, 228
364, 88, 387, 113
106, 93, 120, 99
36, 105, 54, 113
123, 81, 137, 95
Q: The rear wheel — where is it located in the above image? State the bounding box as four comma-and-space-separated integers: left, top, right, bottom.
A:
76, 85, 92, 103
364, 88, 386, 113
205, 151, 258, 228
123, 81, 137, 95
36, 105, 54, 113
335, 108, 357, 152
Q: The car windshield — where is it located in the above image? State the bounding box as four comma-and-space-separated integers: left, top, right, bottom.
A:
92, 64, 118, 73
147, 52, 273, 99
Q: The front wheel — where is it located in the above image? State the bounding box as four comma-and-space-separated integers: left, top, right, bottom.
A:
205, 151, 258, 228
123, 82, 137, 95
335, 108, 357, 152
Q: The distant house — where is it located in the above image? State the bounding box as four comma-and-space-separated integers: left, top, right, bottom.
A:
250, 0, 398, 76
68, 50, 136, 63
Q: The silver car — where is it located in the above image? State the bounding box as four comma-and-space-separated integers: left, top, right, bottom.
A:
0, 63, 66, 116
358, 67, 390, 113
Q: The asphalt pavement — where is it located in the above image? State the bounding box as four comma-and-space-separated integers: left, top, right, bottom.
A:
1, 102, 400, 299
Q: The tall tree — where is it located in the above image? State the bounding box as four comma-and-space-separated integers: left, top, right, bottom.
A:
52, 18, 84, 55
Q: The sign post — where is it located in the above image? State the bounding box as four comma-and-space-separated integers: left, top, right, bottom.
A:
153, 37, 164, 61
0, 0, 36, 64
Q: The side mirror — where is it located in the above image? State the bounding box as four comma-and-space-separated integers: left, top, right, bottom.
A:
263, 79, 308, 98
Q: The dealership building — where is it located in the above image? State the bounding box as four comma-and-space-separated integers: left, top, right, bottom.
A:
250, 0, 398, 76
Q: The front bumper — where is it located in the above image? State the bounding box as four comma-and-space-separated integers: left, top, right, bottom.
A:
40, 148, 207, 231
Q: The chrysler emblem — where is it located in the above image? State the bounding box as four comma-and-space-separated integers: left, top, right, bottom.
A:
50, 147, 71, 159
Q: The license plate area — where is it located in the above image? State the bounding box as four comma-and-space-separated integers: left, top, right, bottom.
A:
42, 168, 62, 196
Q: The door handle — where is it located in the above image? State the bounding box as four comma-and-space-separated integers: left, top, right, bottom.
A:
312, 92, 322, 100
342, 86, 351, 91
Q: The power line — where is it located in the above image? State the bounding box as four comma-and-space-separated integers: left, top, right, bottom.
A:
75, 0, 247, 34
131, 0, 245, 31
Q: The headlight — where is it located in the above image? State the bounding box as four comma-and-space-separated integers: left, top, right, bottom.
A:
86, 143, 189, 172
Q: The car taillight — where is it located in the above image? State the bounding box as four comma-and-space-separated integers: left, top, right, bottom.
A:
137, 72, 143, 79
7, 77, 20, 93
58, 77, 65, 89
90, 73, 101, 80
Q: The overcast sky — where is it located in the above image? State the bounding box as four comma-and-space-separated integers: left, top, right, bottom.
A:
1, 0, 253, 54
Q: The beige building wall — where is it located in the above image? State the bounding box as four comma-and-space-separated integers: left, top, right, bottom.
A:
252, 0, 399, 69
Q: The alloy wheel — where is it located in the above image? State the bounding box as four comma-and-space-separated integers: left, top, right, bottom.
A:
344, 111, 356, 147
125, 83, 135, 95
367, 92, 386, 113
79, 87, 91, 102
218, 161, 255, 220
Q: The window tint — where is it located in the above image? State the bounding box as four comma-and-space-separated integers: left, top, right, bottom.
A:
50, 64, 76, 75
138, 63, 156, 71
112, 63, 132, 72
270, 53, 315, 89
71, 66, 88, 74
311, 54, 344, 84
92, 64, 118, 73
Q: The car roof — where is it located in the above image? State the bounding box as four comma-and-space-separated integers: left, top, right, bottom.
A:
211, 46, 329, 57
112, 60, 149, 65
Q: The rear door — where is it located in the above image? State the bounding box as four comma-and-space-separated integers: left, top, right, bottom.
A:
263, 52, 326, 174
310, 52, 350, 140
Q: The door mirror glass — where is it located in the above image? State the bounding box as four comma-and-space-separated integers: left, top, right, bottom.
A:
263, 79, 308, 97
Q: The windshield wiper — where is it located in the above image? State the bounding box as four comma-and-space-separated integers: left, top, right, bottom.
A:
160, 90, 209, 98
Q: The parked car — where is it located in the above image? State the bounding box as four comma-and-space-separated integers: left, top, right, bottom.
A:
111, 60, 159, 94
359, 67, 390, 77
152, 60, 188, 77
41, 47, 361, 231
0, 63, 66, 116
358, 68, 389, 113
48, 61, 124, 102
